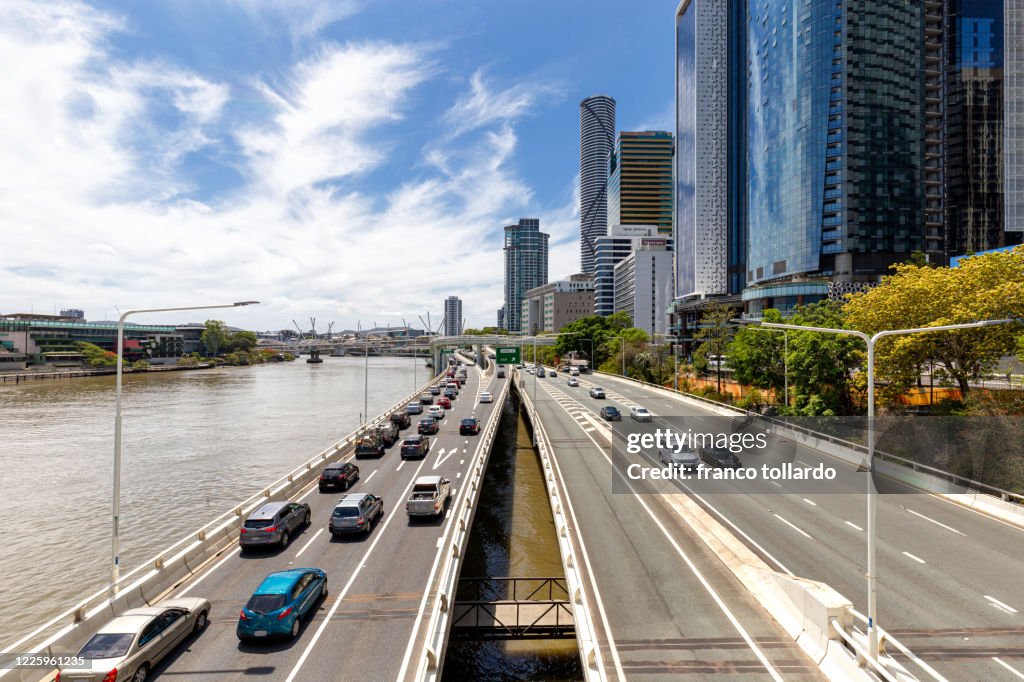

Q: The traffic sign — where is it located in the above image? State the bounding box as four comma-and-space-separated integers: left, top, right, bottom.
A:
495, 347, 521, 364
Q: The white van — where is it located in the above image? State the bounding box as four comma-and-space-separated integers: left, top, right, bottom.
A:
569, 366, 580, 377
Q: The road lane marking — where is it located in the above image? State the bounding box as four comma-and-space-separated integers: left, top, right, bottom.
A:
902, 551, 925, 564
456, 472, 461, 478
802, 498, 817, 506
796, 460, 813, 468
396, 460, 406, 471
985, 596, 1019, 614
364, 470, 377, 483
993, 657, 1024, 679
295, 529, 323, 558
845, 521, 863, 531
770, 481, 783, 488
433, 447, 458, 470
906, 508, 965, 536
773, 513, 813, 540
175, 547, 241, 597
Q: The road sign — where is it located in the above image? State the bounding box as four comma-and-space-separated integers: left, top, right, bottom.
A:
495, 347, 520, 365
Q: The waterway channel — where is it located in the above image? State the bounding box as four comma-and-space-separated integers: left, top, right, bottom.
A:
0, 356, 426, 646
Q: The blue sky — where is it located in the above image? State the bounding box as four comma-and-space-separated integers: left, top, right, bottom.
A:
0, 0, 673, 330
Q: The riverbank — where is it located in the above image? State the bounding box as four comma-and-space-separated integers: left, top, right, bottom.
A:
0, 362, 216, 383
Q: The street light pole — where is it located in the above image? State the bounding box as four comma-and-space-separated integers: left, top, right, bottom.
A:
112, 300, 258, 593
763, 316, 1016, 663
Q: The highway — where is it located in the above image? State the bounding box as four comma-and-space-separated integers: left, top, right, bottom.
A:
145, 358, 506, 682
520, 370, 824, 681
531, 367, 1024, 682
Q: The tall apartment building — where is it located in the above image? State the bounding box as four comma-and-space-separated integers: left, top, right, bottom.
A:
613, 249, 674, 337
1008, 1, 1024, 234
520, 274, 595, 335
443, 296, 462, 336
579, 95, 617, 274
503, 218, 549, 333
594, 225, 673, 317
607, 131, 674, 235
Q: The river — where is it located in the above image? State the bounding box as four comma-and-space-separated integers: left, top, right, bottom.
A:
0, 357, 426, 646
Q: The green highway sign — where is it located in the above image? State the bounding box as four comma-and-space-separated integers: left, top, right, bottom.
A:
495, 347, 521, 365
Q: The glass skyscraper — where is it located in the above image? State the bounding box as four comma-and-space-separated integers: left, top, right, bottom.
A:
503, 218, 549, 333
1005, 0, 1024, 234
607, 131, 674, 235
579, 95, 616, 274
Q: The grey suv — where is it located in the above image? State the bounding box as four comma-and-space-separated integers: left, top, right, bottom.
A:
329, 493, 384, 536
240, 501, 311, 549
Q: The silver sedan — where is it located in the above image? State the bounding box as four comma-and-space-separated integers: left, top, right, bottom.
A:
58, 597, 211, 682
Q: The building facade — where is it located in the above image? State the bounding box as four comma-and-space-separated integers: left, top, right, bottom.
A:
579, 95, 617, 274
503, 218, 549, 332
520, 274, 595, 335
613, 249, 674, 337
497, 306, 505, 331
594, 225, 673, 317
444, 296, 463, 336
0, 315, 185, 366
607, 131, 674, 235
1007, 0, 1024, 233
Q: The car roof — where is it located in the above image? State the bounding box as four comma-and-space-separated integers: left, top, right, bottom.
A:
254, 569, 312, 594
335, 493, 371, 507
405, 434, 423, 440
248, 501, 288, 519
461, 417, 478, 422
97, 613, 155, 635
415, 475, 443, 485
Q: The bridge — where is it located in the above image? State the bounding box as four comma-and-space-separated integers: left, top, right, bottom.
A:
5, 337, 1024, 681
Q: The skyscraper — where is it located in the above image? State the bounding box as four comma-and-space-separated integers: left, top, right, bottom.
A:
503, 218, 549, 332
607, 131, 674, 235
595, 225, 673, 317
579, 95, 616, 274
444, 296, 462, 336
1005, 0, 1024, 235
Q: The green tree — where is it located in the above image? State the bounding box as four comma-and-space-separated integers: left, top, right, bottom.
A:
728, 308, 786, 398
554, 312, 632, 367
77, 341, 118, 368
785, 300, 862, 415
225, 330, 258, 353
691, 302, 735, 393
200, 320, 229, 357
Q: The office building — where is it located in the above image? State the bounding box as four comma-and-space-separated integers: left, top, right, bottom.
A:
613, 249, 674, 337
674, 0, 746, 298
579, 95, 616, 274
595, 225, 673, 317
1007, 0, 1024, 233
0, 314, 184, 366
607, 131, 674, 235
521, 274, 595, 335
444, 296, 463, 336
503, 218, 549, 332
497, 306, 505, 331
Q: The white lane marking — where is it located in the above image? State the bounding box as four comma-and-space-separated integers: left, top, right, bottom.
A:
802, 498, 817, 506
795, 460, 813, 469
770, 481, 783, 488
176, 547, 241, 597
845, 521, 864, 531
364, 470, 377, 483
433, 447, 458, 470
396, 460, 406, 471
285, 455, 433, 682
773, 513, 813, 540
584, 427, 596, 433
297, 483, 320, 502
993, 657, 1024, 680
295, 529, 323, 558
443, 419, 448, 426
906, 508, 965, 536
985, 596, 1019, 614
902, 551, 926, 564
456, 472, 461, 478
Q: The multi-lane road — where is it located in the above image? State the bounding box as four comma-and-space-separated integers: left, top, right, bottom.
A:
141, 359, 505, 682
526, 367, 1024, 681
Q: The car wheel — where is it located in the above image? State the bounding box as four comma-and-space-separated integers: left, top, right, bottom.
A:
321, 579, 328, 599
289, 616, 301, 639
131, 665, 149, 682
193, 610, 208, 634
281, 530, 290, 547
304, 511, 311, 527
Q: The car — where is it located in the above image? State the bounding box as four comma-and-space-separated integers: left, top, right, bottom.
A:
240, 501, 311, 549
419, 392, 434, 405
701, 447, 743, 469
237, 569, 327, 641
526, 367, 535, 375
569, 367, 580, 377
437, 396, 452, 409
319, 462, 359, 491
599, 406, 621, 421
407, 402, 424, 415
479, 391, 493, 403
536, 368, 545, 377
418, 417, 439, 434
567, 377, 579, 387
659, 447, 700, 472
58, 598, 211, 682
390, 411, 411, 430
549, 367, 557, 374
401, 434, 430, 458
329, 493, 384, 536
443, 387, 458, 400
429, 385, 441, 395
460, 417, 481, 435
516, 363, 524, 369
377, 421, 400, 446
630, 406, 653, 422
426, 405, 445, 419
589, 387, 606, 399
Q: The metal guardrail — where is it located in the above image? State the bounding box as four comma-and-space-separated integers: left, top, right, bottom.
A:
413, 366, 510, 681
450, 600, 574, 639
456, 576, 569, 602
595, 371, 1024, 506
1, 369, 448, 682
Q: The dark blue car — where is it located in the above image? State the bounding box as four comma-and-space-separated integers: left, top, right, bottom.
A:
237, 568, 327, 641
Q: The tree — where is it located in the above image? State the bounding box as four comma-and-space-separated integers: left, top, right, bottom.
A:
691, 302, 735, 393
225, 330, 258, 353
728, 308, 786, 399
554, 312, 632, 368
845, 247, 1024, 402
200, 320, 229, 357
77, 341, 118, 368
785, 300, 862, 415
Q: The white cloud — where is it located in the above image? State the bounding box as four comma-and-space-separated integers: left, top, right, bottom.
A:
0, 2, 567, 330
444, 68, 562, 138
227, 0, 359, 40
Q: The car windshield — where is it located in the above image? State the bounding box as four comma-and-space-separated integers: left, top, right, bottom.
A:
79, 632, 134, 659
324, 468, 343, 476
461, 419, 476, 425
605, 408, 619, 414
243, 518, 274, 529
246, 593, 288, 614
333, 506, 360, 518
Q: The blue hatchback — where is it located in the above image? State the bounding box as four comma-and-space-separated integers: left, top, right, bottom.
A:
237, 568, 327, 641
